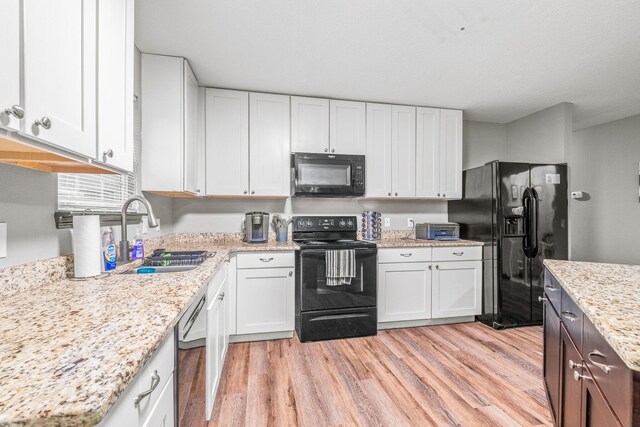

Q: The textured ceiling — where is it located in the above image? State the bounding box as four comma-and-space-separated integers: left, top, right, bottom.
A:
135, 0, 640, 130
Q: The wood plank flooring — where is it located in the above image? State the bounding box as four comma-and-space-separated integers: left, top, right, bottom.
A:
179, 322, 552, 427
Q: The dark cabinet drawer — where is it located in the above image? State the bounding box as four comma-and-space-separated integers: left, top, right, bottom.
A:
583, 316, 633, 426
581, 364, 623, 427
560, 288, 584, 352
544, 270, 561, 313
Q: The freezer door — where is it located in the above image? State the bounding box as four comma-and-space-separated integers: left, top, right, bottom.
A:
529, 164, 568, 323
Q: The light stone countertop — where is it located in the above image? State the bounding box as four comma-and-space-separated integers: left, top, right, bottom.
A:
0, 231, 483, 426
544, 259, 640, 372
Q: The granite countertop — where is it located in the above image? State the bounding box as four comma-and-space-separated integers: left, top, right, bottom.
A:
375, 238, 483, 248
0, 233, 297, 427
544, 259, 640, 372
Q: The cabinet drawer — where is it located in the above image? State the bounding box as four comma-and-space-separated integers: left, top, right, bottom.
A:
432, 246, 481, 262
378, 248, 431, 263
236, 251, 294, 269
560, 288, 583, 351
583, 316, 632, 426
544, 270, 561, 314
134, 330, 175, 423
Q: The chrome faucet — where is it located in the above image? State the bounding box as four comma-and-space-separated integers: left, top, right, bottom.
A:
120, 195, 159, 262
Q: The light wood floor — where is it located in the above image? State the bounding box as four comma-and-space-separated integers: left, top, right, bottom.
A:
179, 323, 552, 427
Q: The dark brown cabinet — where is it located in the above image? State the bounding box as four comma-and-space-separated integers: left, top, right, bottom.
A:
581, 367, 620, 427
561, 324, 583, 426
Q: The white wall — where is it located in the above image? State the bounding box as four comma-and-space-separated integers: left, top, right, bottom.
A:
506, 103, 572, 163
462, 120, 507, 170
569, 114, 640, 264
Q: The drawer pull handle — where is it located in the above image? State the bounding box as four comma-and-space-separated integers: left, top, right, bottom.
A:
561, 311, 577, 322
400, 253, 412, 257
588, 350, 612, 373
569, 360, 584, 370
134, 370, 160, 407
259, 257, 274, 262
544, 285, 557, 292
573, 371, 592, 382
218, 292, 225, 301
452, 252, 464, 256
538, 296, 548, 302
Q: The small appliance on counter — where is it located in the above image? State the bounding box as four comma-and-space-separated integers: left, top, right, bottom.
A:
415, 223, 460, 241
243, 212, 269, 243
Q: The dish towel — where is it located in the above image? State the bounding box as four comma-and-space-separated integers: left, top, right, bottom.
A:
325, 249, 356, 286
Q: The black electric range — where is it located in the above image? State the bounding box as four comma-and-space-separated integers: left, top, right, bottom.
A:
293, 216, 377, 342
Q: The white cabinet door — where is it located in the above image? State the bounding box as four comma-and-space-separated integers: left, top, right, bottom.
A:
205, 89, 249, 196
330, 100, 366, 155
432, 260, 482, 318
23, 0, 97, 157
237, 267, 295, 335
249, 92, 290, 197
0, 0, 21, 132
291, 96, 328, 154
183, 61, 200, 194
141, 54, 184, 192
97, 0, 134, 172
391, 105, 416, 197
378, 262, 432, 322
416, 107, 441, 198
141, 374, 175, 427
440, 109, 463, 199
206, 290, 222, 420
365, 103, 392, 198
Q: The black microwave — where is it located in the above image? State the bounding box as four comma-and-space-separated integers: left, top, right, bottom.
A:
291, 153, 365, 197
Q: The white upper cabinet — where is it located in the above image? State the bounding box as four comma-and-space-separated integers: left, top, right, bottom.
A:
330, 100, 366, 155
0, 0, 21, 132
440, 109, 463, 199
183, 62, 200, 194
141, 54, 199, 194
290, 96, 329, 154
249, 93, 290, 197
416, 107, 441, 198
96, 0, 134, 172
365, 103, 392, 198
391, 105, 416, 197
22, 0, 97, 157
416, 108, 463, 199
205, 89, 249, 196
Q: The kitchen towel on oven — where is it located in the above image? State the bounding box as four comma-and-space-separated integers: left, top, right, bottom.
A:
325, 249, 356, 286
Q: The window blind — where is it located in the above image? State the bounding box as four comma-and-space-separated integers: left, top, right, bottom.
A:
57, 172, 137, 212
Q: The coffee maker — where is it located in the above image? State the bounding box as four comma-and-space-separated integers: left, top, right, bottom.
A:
243, 212, 269, 243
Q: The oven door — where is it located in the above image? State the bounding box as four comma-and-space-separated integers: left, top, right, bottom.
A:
298, 248, 377, 311
292, 153, 364, 196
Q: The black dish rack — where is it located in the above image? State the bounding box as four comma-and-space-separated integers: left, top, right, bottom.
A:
142, 250, 209, 267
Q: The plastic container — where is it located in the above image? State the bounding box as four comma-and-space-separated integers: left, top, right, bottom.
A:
101, 227, 117, 271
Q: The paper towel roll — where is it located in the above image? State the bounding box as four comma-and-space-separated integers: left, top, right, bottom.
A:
72, 215, 102, 278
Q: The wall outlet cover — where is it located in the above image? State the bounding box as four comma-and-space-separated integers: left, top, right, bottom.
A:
571, 191, 584, 199
407, 218, 414, 228
384, 217, 391, 228
0, 223, 6, 259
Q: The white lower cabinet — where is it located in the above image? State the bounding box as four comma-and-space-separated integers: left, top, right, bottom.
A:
378, 262, 431, 322
432, 260, 482, 319
377, 247, 482, 325
206, 264, 228, 421
98, 331, 175, 427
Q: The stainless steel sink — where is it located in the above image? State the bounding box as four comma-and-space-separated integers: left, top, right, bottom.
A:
124, 265, 200, 274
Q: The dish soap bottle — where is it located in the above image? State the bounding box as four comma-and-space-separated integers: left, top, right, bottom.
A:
101, 227, 117, 271
130, 229, 145, 260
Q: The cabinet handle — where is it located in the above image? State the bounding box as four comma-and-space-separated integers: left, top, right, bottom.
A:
588, 350, 612, 373
102, 149, 114, 161
545, 284, 558, 292
561, 311, 577, 322
134, 370, 160, 407
538, 296, 548, 302
428, 265, 432, 270
251, 190, 255, 195
573, 371, 592, 382
324, 148, 329, 152
395, 192, 398, 196
331, 149, 335, 153
400, 253, 412, 257
34, 116, 52, 129
435, 265, 439, 270
218, 292, 225, 301
259, 257, 274, 262
289, 271, 293, 277
388, 192, 391, 196
569, 360, 584, 370
443, 194, 446, 198
243, 190, 248, 194
452, 252, 464, 256
3, 105, 24, 119
437, 193, 440, 197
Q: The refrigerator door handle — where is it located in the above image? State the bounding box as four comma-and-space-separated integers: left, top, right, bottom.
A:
522, 187, 540, 258
530, 187, 540, 258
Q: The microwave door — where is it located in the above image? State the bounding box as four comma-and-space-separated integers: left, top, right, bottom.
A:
295, 159, 355, 195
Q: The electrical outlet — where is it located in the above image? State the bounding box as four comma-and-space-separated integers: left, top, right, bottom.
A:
571, 191, 584, 200
407, 218, 414, 228
0, 223, 6, 258
384, 217, 391, 228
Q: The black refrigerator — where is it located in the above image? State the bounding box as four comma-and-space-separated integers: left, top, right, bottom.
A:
448, 161, 568, 329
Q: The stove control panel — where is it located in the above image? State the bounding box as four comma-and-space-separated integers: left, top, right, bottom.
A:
293, 216, 356, 232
